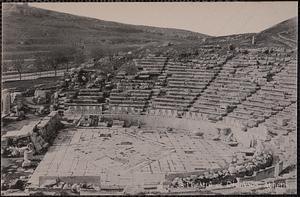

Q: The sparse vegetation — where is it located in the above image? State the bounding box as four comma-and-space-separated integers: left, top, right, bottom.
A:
2, 3, 208, 73
11, 57, 25, 80
34, 55, 46, 74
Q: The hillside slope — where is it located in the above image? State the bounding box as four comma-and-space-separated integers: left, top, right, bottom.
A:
2, 3, 208, 62
255, 17, 297, 48
204, 17, 297, 49
2, 4, 297, 73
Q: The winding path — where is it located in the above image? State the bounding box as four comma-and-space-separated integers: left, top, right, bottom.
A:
271, 31, 297, 48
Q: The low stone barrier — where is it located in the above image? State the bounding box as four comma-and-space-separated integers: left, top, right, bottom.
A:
39, 176, 100, 187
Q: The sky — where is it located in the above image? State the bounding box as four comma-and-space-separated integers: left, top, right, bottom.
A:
29, 2, 298, 36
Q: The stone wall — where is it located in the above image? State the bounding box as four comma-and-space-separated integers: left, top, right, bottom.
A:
39, 176, 100, 187
68, 105, 102, 114
239, 166, 275, 182
100, 113, 222, 133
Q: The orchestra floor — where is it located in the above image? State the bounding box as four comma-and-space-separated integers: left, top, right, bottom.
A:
28, 126, 239, 188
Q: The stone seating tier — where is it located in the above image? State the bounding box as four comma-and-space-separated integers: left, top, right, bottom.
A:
166, 91, 199, 96
170, 69, 217, 74
138, 64, 165, 67
206, 87, 256, 95
192, 102, 224, 110
109, 96, 127, 100
168, 81, 210, 86
110, 97, 150, 102
110, 100, 147, 104
250, 90, 288, 103
135, 57, 167, 61
142, 68, 164, 72
231, 100, 289, 125
158, 75, 167, 79
207, 84, 256, 92
119, 79, 154, 83
195, 98, 239, 106
153, 99, 192, 106
166, 68, 218, 73
114, 104, 145, 108
275, 73, 297, 80
110, 101, 147, 105
79, 88, 101, 92
149, 105, 186, 111
227, 114, 249, 121
233, 108, 261, 115
208, 82, 257, 90
248, 97, 284, 105
260, 87, 286, 94
128, 89, 152, 93
110, 97, 148, 101
77, 95, 103, 99
66, 103, 103, 106
193, 108, 226, 116
168, 84, 206, 89
277, 85, 296, 92
111, 89, 152, 93
241, 101, 275, 110
166, 71, 217, 76
168, 76, 213, 81
154, 97, 193, 104
152, 102, 190, 109
109, 91, 150, 96
251, 94, 291, 102
163, 95, 195, 100
200, 93, 243, 100
135, 59, 167, 63
204, 90, 249, 98
167, 77, 214, 82
71, 99, 100, 103
163, 85, 199, 92
78, 92, 103, 96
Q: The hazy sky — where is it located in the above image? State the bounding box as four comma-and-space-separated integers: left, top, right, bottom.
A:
30, 2, 297, 36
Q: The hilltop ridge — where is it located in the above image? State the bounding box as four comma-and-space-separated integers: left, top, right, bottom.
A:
2, 3, 208, 61
2, 3, 297, 72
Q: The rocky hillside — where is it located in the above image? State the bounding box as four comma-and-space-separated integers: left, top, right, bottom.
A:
201, 17, 297, 49
2, 3, 297, 73
255, 17, 297, 48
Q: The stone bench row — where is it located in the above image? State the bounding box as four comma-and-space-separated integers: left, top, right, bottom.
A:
168, 81, 210, 86
154, 97, 193, 104
109, 97, 148, 102
110, 92, 151, 97
166, 90, 199, 96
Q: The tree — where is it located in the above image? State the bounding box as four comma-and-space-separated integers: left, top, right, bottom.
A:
12, 58, 25, 80
44, 54, 57, 77
44, 47, 86, 75
46, 49, 68, 76
72, 49, 86, 67
90, 47, 106, 61
228, 44, 235, 51
59, 46, 78, 71
34, 55, 46, 76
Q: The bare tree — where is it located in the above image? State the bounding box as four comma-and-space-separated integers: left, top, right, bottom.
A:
46, 49, 67, 76
12, 58, 25, 80
43, 47, 86, 76
63, 47, 78, 71
34, 55, 46, 76
73, 49, 86, 66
